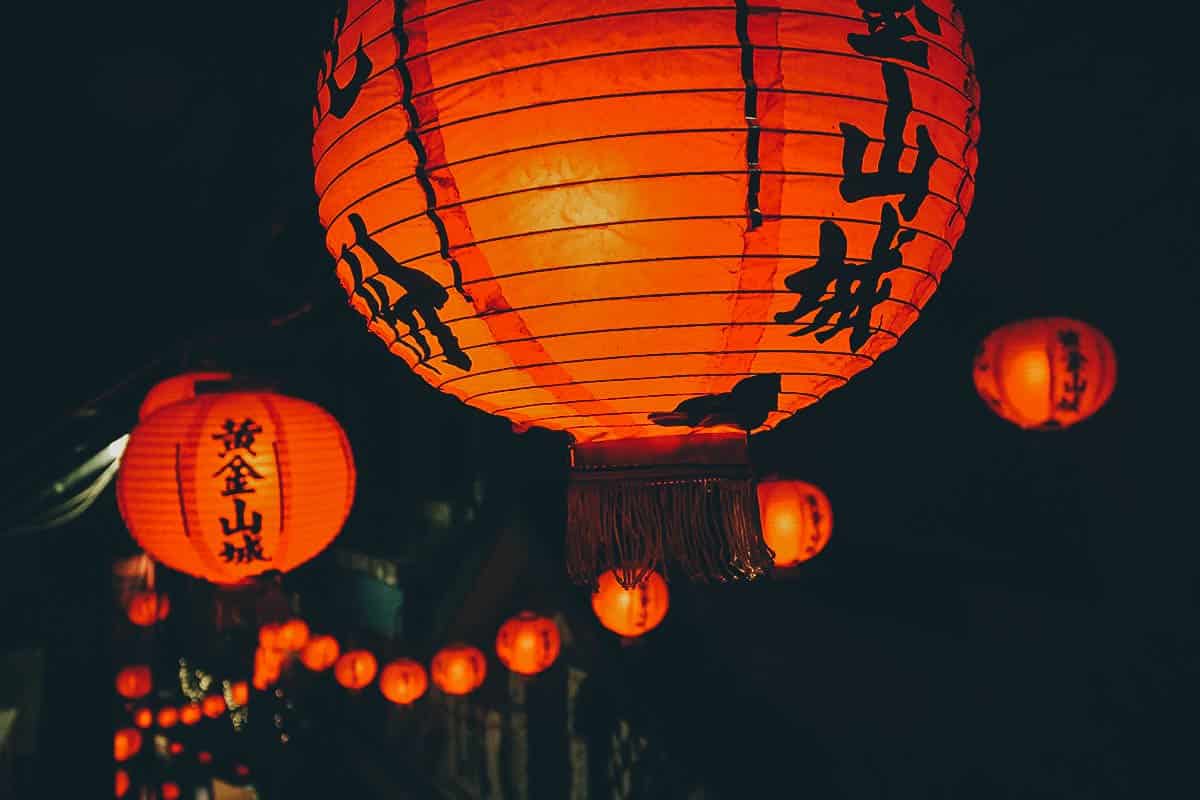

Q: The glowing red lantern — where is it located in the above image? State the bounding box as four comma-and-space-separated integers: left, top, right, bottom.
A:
138, 371, 233, 420
197, 751, 213, 765
168, 741, 184, 756
234, 764, 251, 778
277, 619, 310, 651
161, 782, 181, 800
431, 645, 487, 695
496, 612, 561, 676
115, 769, 130, 797
116, 390, 356, 584
202, 695, 226, 718
132, 708, 153, 729
156, 707, 179, 729
127, 591, 170, 626
259, 623, 282, 651
379, 659, 428, 705
179, 703, 202, 726
757, 478, 833, 567
114, 728, 142, 762
254, 646, 284, 688
334, 650, 378, 689
974, 318, 1117, 430
591, 569, 670, 638
301, 635, 340, 671
312, 0, 979, 586
115, 665, 152, 700
230, 680, 250, 706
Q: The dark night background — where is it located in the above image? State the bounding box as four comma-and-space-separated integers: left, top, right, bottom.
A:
3, 1, 1198, 797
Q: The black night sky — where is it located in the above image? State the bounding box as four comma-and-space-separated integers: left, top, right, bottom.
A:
2, 1, 1197, 798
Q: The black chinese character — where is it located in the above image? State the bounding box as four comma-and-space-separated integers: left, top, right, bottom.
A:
219, 534, 272, 565
317, 4, 373, 120
213, 456, 264, 497
219, 497, 263, 537
848, 1, 942, 67
649, 374, 781, 430
1057, 330, 1088, 412
775, 203, 914, 352
212, 418, 263, 456
840, 62, 937, 221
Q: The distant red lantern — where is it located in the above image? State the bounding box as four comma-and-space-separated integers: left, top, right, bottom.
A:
156, 707, 179, 729
138, 371, 233, 420
301, 635, 340, 672
259, 623, 282, 651
127, 591, 170, 627
254, 646, 284, 688
234, 764, 251, 777
116, 390, 356, 584
114, 728, 142, 762
115, 769, 130, 797
115, 666, 152, 700
277, 619, 310, 651
756, 478, 833, 567
974, 318, 1117, 430
168, 741, 184, 756
230, 680, 250, 706
197, 751, 213, 765
132, 708, 153, 729
496, 612, 560, 676
161, 782, 181, 800
179, 703, 202, 726
431, 645, 487, 695
591, 569, 670, 638
379, 659, 428, 705
202, 695, 226, 718
335, 650, 378, 690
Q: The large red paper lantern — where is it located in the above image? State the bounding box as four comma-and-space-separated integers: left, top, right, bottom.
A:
301, 635, 340, 672
117, 389, 356, 584
757, 478, 833, 567
974, 318, 1116, 430
334, 650, 378, 689
114, 728, 142, 762
495, 612, 561, 676
312, 0, 979, 585
379, 659, 429, 705
127, 591, 170, 627
115, 665, 152, 700
591, 569, 670, 638
431, 645, 487, 695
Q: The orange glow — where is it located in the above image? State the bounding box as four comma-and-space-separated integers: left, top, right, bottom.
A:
115, 665, 152, 700
379, 659, 429, 705
312, 1, 979, 446
230, 680, 250, 706
234, 764, 251, 777
127, 591, 170, 627
259, 623, 282, 651
156, 707, 179, 729
335, 650, 378, 689
591, 569, 670, 638
277, 619, 311, 651
300, 635, 340, 672
495, 612, 561, 676
431, 645, 487, 695
974, 318, 1117, 430
168, 741, 184, 755
161, 782, 181, 800
202, 695, 226, 718
197, 751, 213, 765
756, 478, 833, 567
132, 708, 153, 729
116, 391, 356, 584
254, 646, 285, 688
115, 769, 130, 797
179, 703, 202, 726
114, 728, 142, 762
138, 371, 233, 420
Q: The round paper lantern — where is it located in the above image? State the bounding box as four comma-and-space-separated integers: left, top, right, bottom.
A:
132, 708, 153, 729
757, 478, 833, 567
974, 318, 1116, 430
334, 650, 378, 689
431, 645, 487, 695
138, 371, 233, 420
161, 782, 182, 800
277, 619, 310, 651
254, 646, 284, 689
156, 707, 179, 729
168, 741, 185, 756
117, 390, 356, 584
203, 695, 226, 718
115, 769, 130, 797
259, 623, 282, 651
312, 0, 979, 586
115, 665, 152, 700
230, 680, 250, 706
127, 591, 170, 627
379, 658, 429, 705
114, 728, 142, 762
234, 764, 251, 778
495, 612, 561, 676
197, 751, 214, 765
591, 569, 670, 638
301, 635, 340, 672
179, 703, 202, 726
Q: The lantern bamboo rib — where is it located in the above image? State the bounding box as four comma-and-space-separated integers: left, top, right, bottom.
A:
567, 471, 771, 588
462, 372, 837, 405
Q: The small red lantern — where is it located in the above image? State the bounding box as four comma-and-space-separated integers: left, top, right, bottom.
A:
115, 769, 130, 797
127, 591, 170, 627
197, 751, 213, 765
431, 645, 487, 695
259, 623, 282, 651
277, 619, 310, 651
334, 650, 378, 690
234, 764, 251, 777
132, 708, 153, 729
496, 612, 560, 676
591, 569, 670, 638
253, 646, 284, 688
179, 703, 202, 726
301, 635, 340, 672
115, 666, 152, 700
156, 707, 179, 729
756, 478, 833, 567
230, 680, 250, 706
379, 659, 428, 705
202, 695, 226, 718
114, 728, 142, 762
161, 782, 181, 800
168, 741, 184, 756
